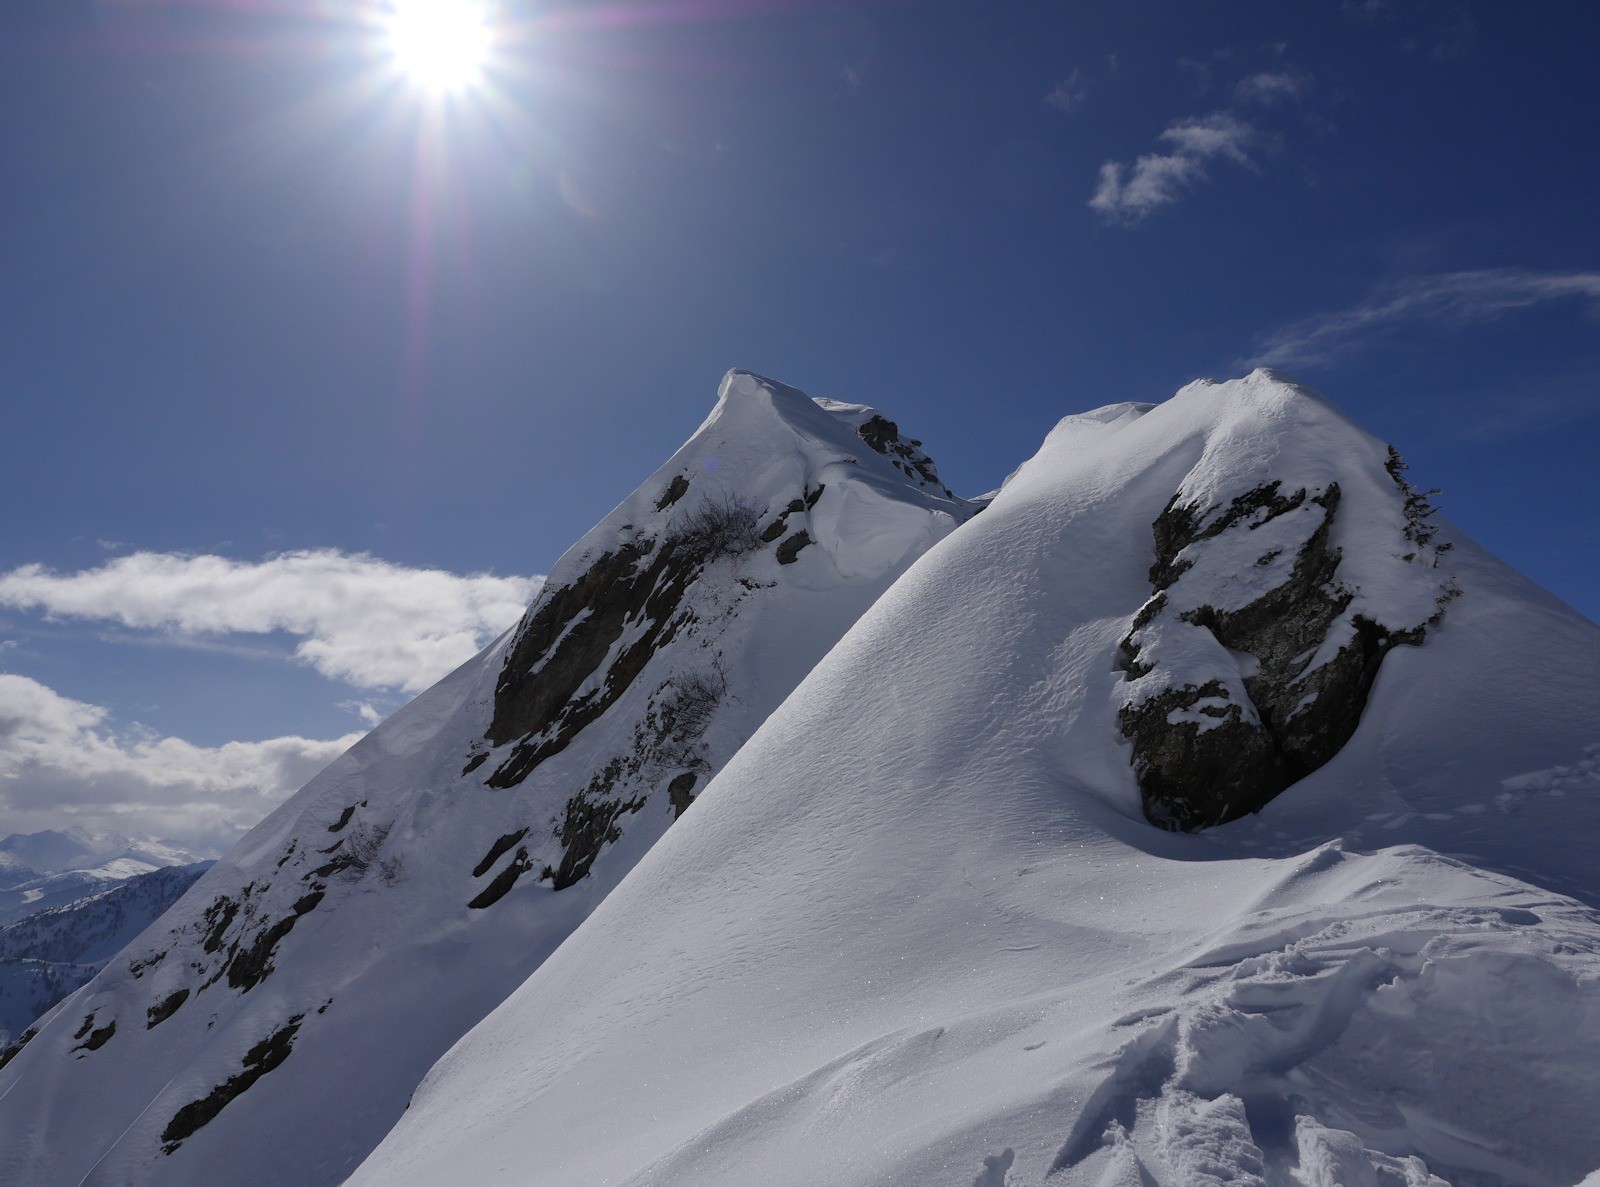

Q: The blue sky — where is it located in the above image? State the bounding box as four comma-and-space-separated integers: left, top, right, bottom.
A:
1, 0, 1596, 847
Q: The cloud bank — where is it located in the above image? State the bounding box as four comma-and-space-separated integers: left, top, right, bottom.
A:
1249, 269, 1600, 367
0, 673, 361, 851
0, 550, 543, 693
1090, 113, 1256, 224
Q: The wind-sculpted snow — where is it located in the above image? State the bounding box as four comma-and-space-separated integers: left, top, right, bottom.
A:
349, 371, 1600, 1187
1053, 847, 1600, 1186
0, 370, 967, 1187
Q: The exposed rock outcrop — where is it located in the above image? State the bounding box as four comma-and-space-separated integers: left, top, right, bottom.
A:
1119, 455, 1455, 830
160, 1016, 304, 1153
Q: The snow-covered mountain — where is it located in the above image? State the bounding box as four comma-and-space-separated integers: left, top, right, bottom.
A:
0, 370, 969, 1186
0, 862, 211, 1049
0, 830, 214, 926
0, 829, 206, 881
346, 371, 1600, 1187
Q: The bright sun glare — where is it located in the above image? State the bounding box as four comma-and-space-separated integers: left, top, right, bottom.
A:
384, 0, 492, 92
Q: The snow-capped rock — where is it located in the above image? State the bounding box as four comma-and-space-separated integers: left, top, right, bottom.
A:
1116, 371, 1458, 829
0, 370, 968, 1187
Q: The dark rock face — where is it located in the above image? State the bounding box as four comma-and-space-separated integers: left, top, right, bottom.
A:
71, 1017, 115, 1053
1119, 478, 1444, 831
468, 847, 533, 909
224, 891, 323, 992
776, 531, 812, 565
478, 475, 812, 888
486, 538, 701, 789
147, 988, 190, 1030
543, 770, 647, 891
160, 1015, 304, 1152
471, 830, 529, 879
188, 880, 328, 996
667, 772, 698, 817
856, 415, 953, 496
0, 1026, 36, 1071
654, 474, 690, 511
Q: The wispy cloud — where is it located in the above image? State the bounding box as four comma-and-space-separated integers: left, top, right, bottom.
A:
1341, 0, 1395, 24
0, 550, 542, 693
340, 699, 391, 728
1090, 113, 1256, 224
1044, 69, 1089, 115
1248, 269, 1600, 368
1234, 68, 1311, 106
1428, 9, 1475, 60
0, 673, 361, 851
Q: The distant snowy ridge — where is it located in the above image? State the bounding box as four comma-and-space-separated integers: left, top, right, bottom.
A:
0, 370, 970, 1187
0, 829, 214, 927
347, 371, 1600, 1187
0, 862, 210, 1051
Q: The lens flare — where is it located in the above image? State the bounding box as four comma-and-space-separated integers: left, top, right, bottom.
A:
384, 0, 491, 92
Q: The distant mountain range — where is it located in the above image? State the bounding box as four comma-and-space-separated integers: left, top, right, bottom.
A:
0, 828, 214, 928
0, 829, 214, 1048
0, 861, 212, 1049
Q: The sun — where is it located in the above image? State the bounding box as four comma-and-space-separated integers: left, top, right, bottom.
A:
383, 0, 492, 93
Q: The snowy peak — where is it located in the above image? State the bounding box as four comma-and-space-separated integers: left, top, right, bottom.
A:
0, 371, 972, 1187
484, 368, 968, 797
0, 831, 215, 928
0, 830, 211, 880
1113, 370, 1459, 829
0, 862, 211, 1052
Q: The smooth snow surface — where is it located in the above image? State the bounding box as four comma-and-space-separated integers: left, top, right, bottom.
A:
351, 371, 1600, 1187
0, 371, 966, 1187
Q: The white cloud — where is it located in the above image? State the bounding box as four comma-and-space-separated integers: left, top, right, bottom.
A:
0, 673, 361, 851
1248, 269, 1600, 368
340, 700, 388, 727
1044, 70, 1089, 114
1234, 69, 1310, 106
0, 550, 543, 693
1090, 113, 1256, 224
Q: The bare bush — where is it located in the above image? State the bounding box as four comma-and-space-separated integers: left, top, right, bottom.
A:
1385, 445, 1451, 561
647, 667, 728, 773
669, 493, 762, 563
337, 821, 401, 885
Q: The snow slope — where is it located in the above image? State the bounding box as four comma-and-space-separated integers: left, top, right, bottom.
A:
0, 370, 968, 1187
351, 371, 1600, 1187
